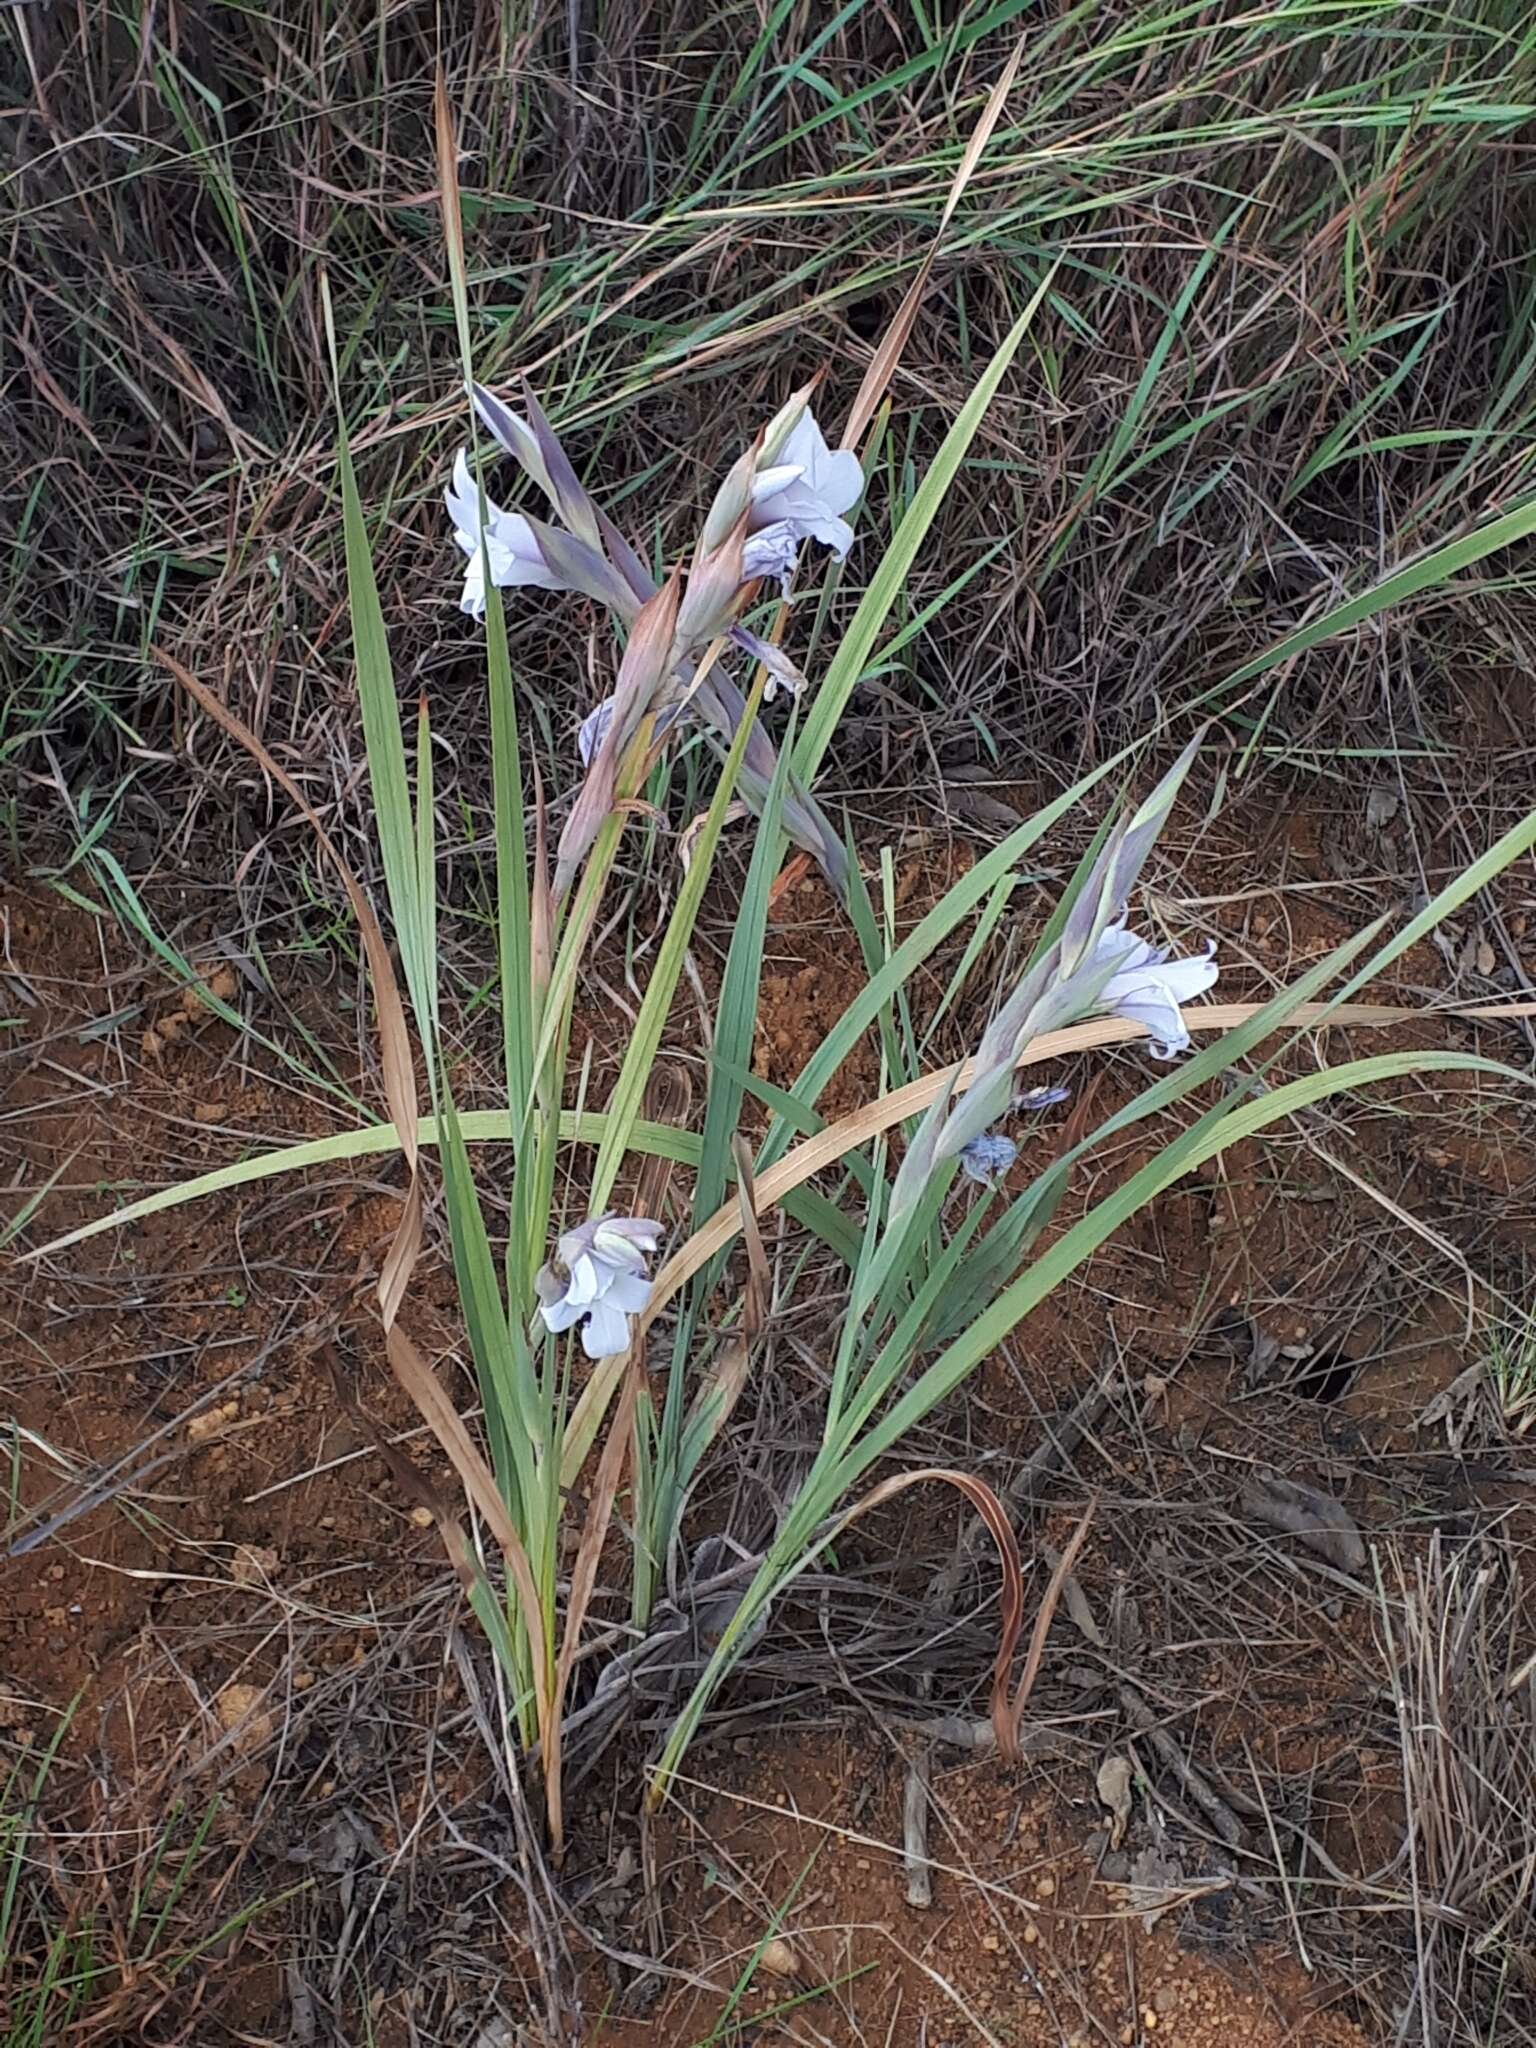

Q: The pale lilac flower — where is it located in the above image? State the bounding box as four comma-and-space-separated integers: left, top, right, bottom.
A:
959, 1133, 1018, 1185
889, 744, 1211, 1225
450, 384, 853, 899
445, 450, 568, 618
739, 524, 800, 589
536, 1215, 663, 1360
578, 693, 681, 766
728, 626, 805, 702
743, 410, 863, 588
1091, 923, 1218, 1059
1015, 1083, 1071, 1112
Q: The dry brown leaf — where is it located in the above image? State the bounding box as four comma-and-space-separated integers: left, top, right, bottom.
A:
1043, 1537, 1105, 1647
1097, 1754, 1134, 1849
187, 1399, 240, 1442
836, 1466, 1027, 1758
1241, 1469, 1367, 1575
549, 1346, 645, 1858
186, 962, 239, 1009
840, 36, 1026, 451
230, 1542, 278, 1585
1008, 1496, 1098, 1744
215, 1682, 271, 1752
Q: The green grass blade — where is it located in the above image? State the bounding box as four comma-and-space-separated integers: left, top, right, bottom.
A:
1339, 803, 1536, 1002
1046, 203, 1245, 573
322, 282, 430, 1043
692, 701, 794, 1225
1215, 493, 1536, 698
793, 266, 1057, 786
1285, 302, 1447, 500
414, 696, 441, 1051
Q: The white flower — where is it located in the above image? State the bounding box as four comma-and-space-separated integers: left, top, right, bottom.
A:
1091, 922, 1218, 1059
743, 410, 863, 588
740, 524, 800, 588
536, 1215, 662, 1359
445, 450, 566, 618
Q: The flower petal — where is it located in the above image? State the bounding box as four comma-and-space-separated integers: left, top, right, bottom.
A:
578, 698, 613, 767
580, 1298, 633, 1359
564, 1251, 605, 1309
445, 448, 577, 615
1015, 1083, 1071, 1111
595, 1216, 663, 1254
775, 412, 863, 513
601, 1268, 653, 1315
741, 523, 800, 588
749, 460, 806, 503
1107, 989, 1191, 1059
960, 1132, 1019, 1184
579, 697, 679, 765
1103, 947, 1217, 1058
539, 1293, 583, 1335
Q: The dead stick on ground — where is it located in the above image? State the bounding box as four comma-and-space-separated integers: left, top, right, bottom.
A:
1117, 1685, 1245, 1850
903, 1746, 934, 1908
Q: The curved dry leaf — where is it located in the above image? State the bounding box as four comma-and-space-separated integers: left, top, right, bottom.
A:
835, 1466, 1025, 1758
1241, 1469, 1367, 1575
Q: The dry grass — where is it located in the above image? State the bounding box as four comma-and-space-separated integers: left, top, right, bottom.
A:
1375, 1532, 1536, 2046
7, 0, 1536, 900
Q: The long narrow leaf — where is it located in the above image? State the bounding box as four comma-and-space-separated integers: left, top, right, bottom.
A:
40, 999, 1535, 1263
793, 267, 1056, 785
320, 279, 430, 1040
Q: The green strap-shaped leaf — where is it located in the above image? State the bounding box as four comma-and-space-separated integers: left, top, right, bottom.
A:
792, 265, 1056, 786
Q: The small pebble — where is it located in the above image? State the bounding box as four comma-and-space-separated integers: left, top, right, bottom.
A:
1035, 1874, 1057, 1899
